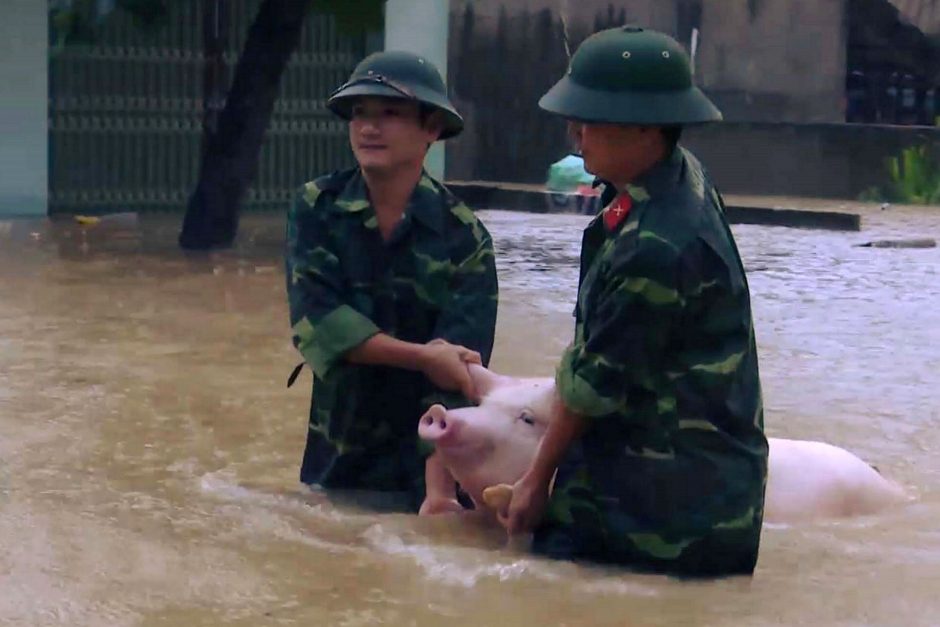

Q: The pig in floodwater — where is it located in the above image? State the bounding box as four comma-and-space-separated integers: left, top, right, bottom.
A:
417, 365, 909, 524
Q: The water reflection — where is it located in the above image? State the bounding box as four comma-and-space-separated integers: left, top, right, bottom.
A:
0, 208, 938, 626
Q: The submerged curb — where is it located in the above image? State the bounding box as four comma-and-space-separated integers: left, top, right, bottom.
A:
448, 182, 862, 232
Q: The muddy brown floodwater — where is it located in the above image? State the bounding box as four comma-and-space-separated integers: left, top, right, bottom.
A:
1, 206, 938, 626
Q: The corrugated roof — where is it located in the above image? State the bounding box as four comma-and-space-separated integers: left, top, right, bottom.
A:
889, 0, 940, 35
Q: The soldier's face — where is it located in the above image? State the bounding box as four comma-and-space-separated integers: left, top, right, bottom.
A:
348, 97, 442, 172
568, 121, 661, 184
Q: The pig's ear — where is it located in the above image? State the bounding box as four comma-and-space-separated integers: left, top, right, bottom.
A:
468, 364, 508, 402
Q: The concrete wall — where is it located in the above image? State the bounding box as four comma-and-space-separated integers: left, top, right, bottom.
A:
446, 0, 626, 183
0, 0, 47, 216
683, 122, 940, 199
384, 0, 450, 179
441, 0, 931, 201
451, 0, 677, 32
444, 0, 856, 186
697, 0, 848, 123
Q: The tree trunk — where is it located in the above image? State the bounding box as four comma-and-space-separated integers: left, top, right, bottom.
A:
179, 0, 308, 250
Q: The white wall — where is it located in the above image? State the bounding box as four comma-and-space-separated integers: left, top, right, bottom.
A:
0, 0, 48, 216
384, 0, 450, 179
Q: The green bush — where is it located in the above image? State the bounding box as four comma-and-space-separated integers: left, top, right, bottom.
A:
862, 145, 940, 205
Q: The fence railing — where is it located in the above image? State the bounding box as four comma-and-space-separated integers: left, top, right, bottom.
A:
49, 0, 370, 214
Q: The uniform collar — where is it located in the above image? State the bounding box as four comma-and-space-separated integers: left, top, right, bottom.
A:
588, 145, 686, 232
407, 171, 446, 234
628, 144, 684, 202
333, 168, 444, 235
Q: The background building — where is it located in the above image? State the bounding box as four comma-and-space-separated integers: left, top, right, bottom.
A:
1, 0, 938, 217
446, 0, 940, 198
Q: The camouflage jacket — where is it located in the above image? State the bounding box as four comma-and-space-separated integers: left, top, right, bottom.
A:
285, 168, 498, 509
540, 147, 769, 576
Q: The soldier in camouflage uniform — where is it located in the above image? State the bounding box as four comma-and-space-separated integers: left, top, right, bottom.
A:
285, 51, 498, 514
499, 27, 769, 576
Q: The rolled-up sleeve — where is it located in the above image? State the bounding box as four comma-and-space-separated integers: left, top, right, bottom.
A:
555, 238, 686, 418
286, 187, 379, 378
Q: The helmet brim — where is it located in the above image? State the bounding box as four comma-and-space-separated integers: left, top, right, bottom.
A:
538, 75, 723, 126
327, 83, 464, 140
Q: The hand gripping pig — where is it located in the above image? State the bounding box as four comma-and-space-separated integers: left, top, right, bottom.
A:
417, 365, 909, 524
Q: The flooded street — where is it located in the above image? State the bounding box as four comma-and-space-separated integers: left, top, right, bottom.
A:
1, 207, 939, 626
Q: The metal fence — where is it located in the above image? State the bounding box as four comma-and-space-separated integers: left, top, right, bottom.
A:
49, 1, 371, 214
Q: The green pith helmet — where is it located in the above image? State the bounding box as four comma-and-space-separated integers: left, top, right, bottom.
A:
327, 50, 464, 139
539, 26, 722, 125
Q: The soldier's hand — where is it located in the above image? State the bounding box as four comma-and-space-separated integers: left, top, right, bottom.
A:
420, 340, 481, 398
426, 338, 482, 362
498, 470, 551, 536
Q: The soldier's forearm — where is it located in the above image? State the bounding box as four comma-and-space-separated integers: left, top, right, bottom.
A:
526, 394, 587, 486
345, 333, 428, 371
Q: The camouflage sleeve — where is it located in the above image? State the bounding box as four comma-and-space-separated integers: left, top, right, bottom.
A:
431, 205, 499, 366
285, 183, 379, 378
555, 236, 685, 418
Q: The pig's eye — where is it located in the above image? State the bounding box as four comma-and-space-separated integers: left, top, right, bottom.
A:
519, 412, 536, 426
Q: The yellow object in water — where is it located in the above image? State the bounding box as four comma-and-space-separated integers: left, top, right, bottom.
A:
74, 215, 101, 226
481, 484, 513, 511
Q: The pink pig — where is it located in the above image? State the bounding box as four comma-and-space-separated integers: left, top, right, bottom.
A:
418, 365, 909, 524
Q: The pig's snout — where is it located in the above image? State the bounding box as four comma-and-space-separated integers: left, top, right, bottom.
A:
418, 404, 460, 444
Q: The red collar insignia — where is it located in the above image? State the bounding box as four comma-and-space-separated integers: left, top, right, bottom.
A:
603, 193, 632, 232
